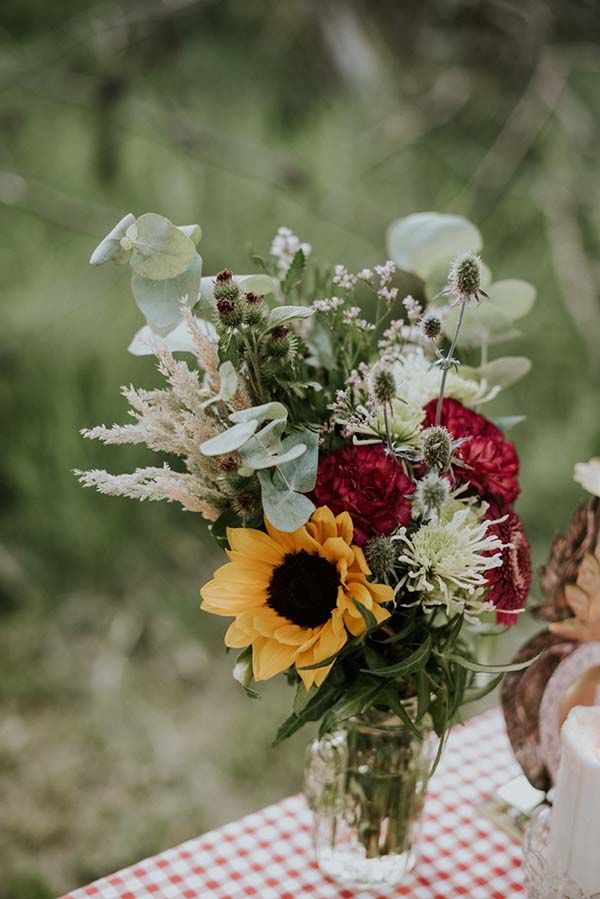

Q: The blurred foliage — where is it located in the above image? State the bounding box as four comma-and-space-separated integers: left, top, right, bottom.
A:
1, 0, 600, 893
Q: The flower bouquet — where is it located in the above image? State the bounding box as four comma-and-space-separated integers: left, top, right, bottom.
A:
78, 211, 537, 888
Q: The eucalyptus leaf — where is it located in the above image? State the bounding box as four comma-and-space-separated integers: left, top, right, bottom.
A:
131, 253, 202, 332
238, 417, 287, 458
257, 470, 315, 531
125, 213, 196, 281
90, 213, 136, 266
218, 361, 238, 402
487, 279, 537, 321
240, 442, 307, 471
386, 212, 482, 280
128, 316, 217, 356
461, 356, 532, 391
268, 305, 314, 328
443, 298, 518, 347
274, 429, 319, 493
177, 224, 202, 245
199, 420, 258, 456
229, 402, 288, 425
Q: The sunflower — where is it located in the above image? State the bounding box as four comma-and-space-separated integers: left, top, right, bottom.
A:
200, 506, 393, 689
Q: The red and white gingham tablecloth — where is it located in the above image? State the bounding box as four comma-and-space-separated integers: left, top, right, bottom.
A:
61, 708, 525, 899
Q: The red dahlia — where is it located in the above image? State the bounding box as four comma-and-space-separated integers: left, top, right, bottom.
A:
423, 398, 520, 504
484, 504, 532, 625
312, 443, 415, 546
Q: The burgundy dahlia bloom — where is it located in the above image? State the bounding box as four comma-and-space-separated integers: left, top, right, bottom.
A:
423, 399, 520, 504
312, 443, 415, 546
484, 504, 532, 625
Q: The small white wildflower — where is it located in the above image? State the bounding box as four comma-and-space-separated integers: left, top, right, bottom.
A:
375, 260, 397, 286
378, 285, 398, 304
357, 268, 374, 282
402, 294, 422, 321
270, 226, 312, 279
312, 296, 345, 314
333, 264, 357, 290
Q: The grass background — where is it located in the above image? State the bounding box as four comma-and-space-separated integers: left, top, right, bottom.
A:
2, 1, 600, 894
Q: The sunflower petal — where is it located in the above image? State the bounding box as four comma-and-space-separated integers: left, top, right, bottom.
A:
252, 636, 296, 681
227, 527, 284, 566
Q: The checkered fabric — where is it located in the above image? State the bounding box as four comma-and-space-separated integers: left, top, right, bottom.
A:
61, 707, 524, 899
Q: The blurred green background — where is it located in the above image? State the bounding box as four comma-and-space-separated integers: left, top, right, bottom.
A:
2, 1, 600, 894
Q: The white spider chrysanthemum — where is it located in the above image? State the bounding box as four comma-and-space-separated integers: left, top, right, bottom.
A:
393, 507, 505, 619
391, 348, 499, 408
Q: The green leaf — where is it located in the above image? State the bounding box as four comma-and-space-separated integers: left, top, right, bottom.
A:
443, 299, 518, 347
125, 213, 196, 280
90, 213, 136, 266
201, 360, 239, 410
240, 441, 307, 471
462, 356, 532, 391
380, 688, 422, 740
177, 223, 202, 245
282, 249, 306, 295
386, 212, 482, 280
460, 672, 503, 705
416, 669, 430, 722
493, 415, 526, 431
268, 304, 314, 328
274, 677, 345, 744
128, 316, 217, 356
200, 420, 259, 456
257, 470, 315, 532
487, 279, 537, 321
319, 674, 387, 736
353, 601, 378, 633
229, 402, 288, 425
274, 429, 319, 493
363, 635, 432, 679
131, 254, 203, 333
435, 649, 542, 674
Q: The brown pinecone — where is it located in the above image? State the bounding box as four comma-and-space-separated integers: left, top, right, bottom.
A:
535, 497, 600, 622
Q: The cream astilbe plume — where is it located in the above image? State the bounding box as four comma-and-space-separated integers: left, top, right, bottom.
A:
77, 343, 238, 519
75, 464, 222, 519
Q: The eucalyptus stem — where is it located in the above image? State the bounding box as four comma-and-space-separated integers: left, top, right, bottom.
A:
435, 297, 467, 426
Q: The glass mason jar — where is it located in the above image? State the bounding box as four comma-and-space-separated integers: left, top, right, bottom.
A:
304, 706, 435, 890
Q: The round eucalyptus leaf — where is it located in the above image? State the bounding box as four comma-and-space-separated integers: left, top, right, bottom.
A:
200, 421, 259, 456
486, 279, 537, 321
386, 212, 482, 280
90, 213, 136, 266
131, 254, 202, 332
128, 316, 217, 356
126, 213, 196, 280
177, 224, 202, 245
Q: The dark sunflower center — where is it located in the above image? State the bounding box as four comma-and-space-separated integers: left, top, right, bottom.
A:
266, 550, 340, 628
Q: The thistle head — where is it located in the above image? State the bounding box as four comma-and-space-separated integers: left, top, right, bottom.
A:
266, 324, 291, 358
216, 296, 243, 327
447, 252, 484, 304
214, 270, 240, 305
371, 366, 397, 404
413, 470, 451, 520
419, 311, 442, 341
243, 291, 266, 326
364, 535, 397, 580
421, 425, 452, 471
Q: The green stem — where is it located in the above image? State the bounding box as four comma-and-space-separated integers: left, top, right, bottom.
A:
435, 297, 467, 426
